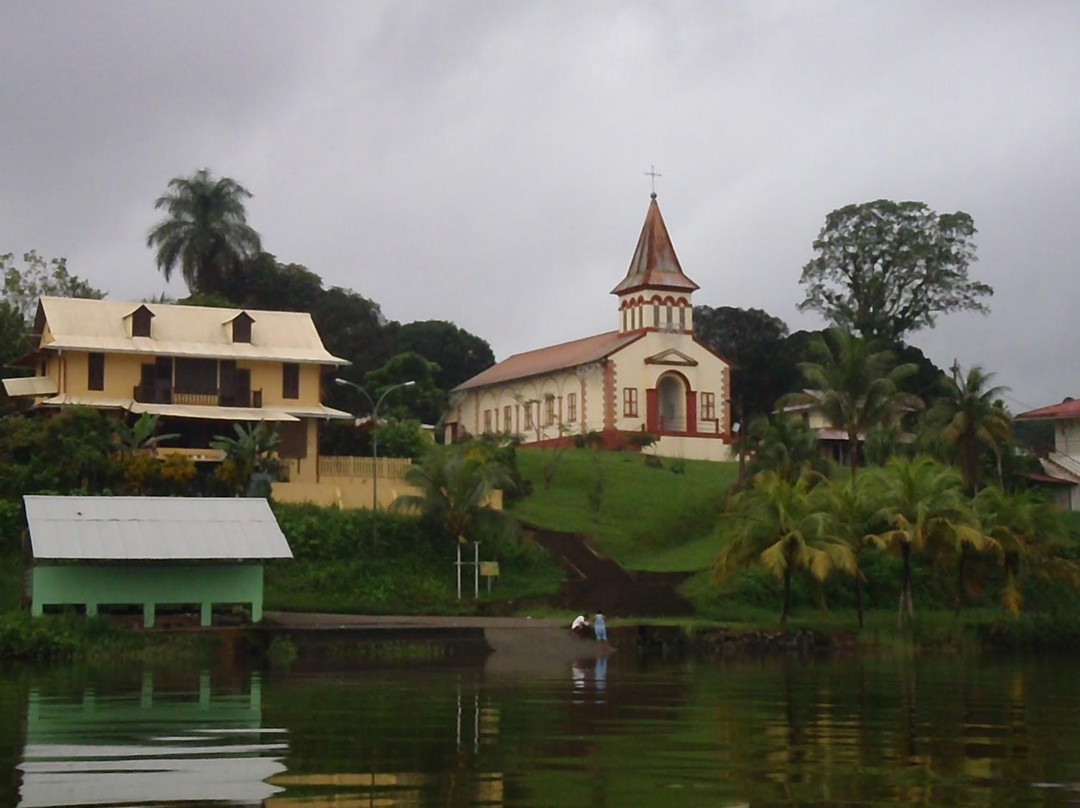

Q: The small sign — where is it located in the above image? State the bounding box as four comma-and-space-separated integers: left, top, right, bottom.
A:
479, 562, 500, 578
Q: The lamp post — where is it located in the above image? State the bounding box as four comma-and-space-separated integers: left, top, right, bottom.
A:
334, 378, 416, 549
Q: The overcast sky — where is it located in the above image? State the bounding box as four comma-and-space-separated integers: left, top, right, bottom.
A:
2, 1, 1078, 411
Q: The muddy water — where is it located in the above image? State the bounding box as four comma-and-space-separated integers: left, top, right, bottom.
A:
2, 652, 1079, 807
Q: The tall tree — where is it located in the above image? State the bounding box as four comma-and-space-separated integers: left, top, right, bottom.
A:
973, 486, 1062, 615
819, 479, 882, 628
740, 413, 831, 483
693, 305, 799, 421
388, 320, 495, 392
867, 456, 973, 629
788, 328, 923, 482
391, 444, 514, 546
146, 169, 262, 295
715, 471, 855, 624
220, 251, 325, 313
2, 250, 104, 322
798, 200, 992, 343
925, 363, 1013, 493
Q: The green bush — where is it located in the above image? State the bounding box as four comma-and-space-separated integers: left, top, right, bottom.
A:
0, 613, 79, 661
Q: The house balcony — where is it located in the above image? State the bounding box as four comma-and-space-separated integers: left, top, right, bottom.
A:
133, 385, 264, 408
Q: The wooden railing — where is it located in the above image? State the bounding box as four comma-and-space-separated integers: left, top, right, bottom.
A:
318, 456, 412, 479
133, 385, 263, 408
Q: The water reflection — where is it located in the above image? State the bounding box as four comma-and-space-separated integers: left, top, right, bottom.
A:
17, 670, 286, 807
5, 655, 1080, 807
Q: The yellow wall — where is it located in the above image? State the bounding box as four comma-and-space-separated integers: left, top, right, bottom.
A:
240, 360, 322, 407
51, 350, 323, 409
62, 351, 142, 399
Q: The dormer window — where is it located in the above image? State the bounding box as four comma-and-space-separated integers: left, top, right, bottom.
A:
131, 305, 154, 338
230, 312, 254, 344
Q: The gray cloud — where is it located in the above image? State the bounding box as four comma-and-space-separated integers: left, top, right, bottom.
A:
2, 1, 1078, 410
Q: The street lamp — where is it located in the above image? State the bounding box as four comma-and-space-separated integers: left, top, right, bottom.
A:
334, 377, 416, 549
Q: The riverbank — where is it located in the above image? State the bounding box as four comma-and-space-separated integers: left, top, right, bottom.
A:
8, 605, 1080, 667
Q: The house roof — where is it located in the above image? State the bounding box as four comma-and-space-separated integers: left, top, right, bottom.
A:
1015, 398, 1080, 421
610, 195, 699, 296
32, 297, 348, 366
453, 330, 642, 392
2, 376, 58, 397
25, 495, 293, 561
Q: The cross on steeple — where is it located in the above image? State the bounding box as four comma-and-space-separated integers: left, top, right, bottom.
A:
644, 165, 661, 197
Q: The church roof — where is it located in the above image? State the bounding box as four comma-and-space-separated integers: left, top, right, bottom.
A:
611, 195, 700, 295
453, 330, 643, 392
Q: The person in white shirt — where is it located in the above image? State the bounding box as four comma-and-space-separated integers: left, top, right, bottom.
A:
571, 614, 589, 636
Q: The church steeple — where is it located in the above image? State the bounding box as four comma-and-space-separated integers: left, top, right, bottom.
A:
613, 195, 699, 334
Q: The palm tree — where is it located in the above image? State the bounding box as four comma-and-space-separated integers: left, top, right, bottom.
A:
818, 478, 881, 629
926, 363, 1012, 493
210, 422, 281, 496
714, 471, 855, 624
788, 328, 922, 483
974, 486, 1063, 615
867, 456, 976, 628
392, 445, 515, 545
146, 169, 261, 295
741, 413, 831, 484
114, 413, 179, 456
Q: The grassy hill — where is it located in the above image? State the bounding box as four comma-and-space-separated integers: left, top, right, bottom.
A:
510, 447, 738, 572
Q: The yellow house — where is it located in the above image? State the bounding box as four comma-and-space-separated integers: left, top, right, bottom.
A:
0, 297, 418, 506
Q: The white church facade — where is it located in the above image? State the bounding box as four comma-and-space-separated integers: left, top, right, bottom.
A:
443, 194, 733, 462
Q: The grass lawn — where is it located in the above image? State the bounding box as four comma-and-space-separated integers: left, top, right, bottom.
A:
510, 447, 738, 570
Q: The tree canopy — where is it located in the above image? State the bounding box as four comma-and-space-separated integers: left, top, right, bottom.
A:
798, 200, 992, 343
388, 320, 494, 392
789, 328, 922, 481
2, 250, 104, 322
146, 168, 262, 295
693, 305, 799, 420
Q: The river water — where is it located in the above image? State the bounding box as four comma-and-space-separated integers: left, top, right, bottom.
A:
2, 652, 1079, 807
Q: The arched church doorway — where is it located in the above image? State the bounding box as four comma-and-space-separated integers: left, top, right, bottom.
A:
657, 374, 686, 432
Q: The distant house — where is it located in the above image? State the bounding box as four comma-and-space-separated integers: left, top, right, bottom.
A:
443, 194, 733, 461
780, 392, 915, 467
0, 297, 418, 507
24, 495, 292, 627
1015, 398, 1080, 510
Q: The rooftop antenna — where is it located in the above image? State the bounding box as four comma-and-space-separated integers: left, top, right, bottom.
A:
644, 164, 661, 198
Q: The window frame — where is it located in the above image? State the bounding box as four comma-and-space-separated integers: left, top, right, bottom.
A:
701, 392, 716, 420
623, 387, 639, 418
282, 362, 300, 400
87, 352, 105, 392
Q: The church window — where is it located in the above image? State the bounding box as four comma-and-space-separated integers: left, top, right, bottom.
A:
524, 403, 534, 430
666, 302, 673, 327
544, 395, 556, 426
701, 392, 716, 420
504, 405, 512, 433
623, 388, 638, 418
679, 305, 686, 331
484, 409, 492, 433
567, 393, 577, 422
653, 302, 660, 327
622, 309, 627, 331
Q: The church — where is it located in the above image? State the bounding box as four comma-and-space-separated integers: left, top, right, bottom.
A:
443, 194, 733, 462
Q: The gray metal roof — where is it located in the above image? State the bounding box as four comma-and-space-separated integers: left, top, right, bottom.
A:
24, 496, 294, 561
